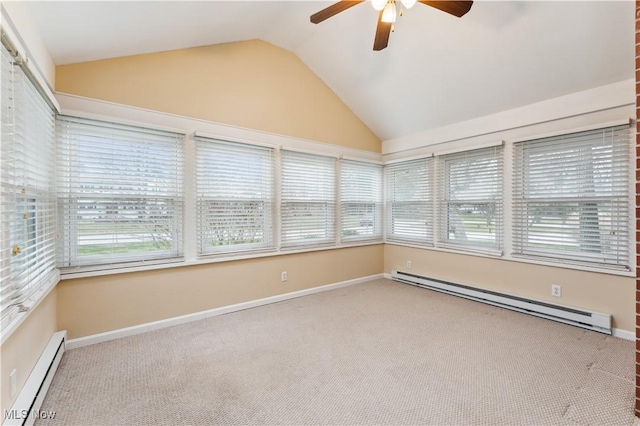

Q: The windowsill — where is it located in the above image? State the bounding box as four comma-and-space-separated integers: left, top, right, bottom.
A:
384, 241, 635, 277
60, 239, 384, 280
1, 270, 60, 346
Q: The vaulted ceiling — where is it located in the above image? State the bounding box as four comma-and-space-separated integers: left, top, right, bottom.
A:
25, 1, 634, 142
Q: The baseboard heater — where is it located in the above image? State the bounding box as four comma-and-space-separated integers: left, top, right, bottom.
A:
391, 270, 611, 335
3, 331, 66, 426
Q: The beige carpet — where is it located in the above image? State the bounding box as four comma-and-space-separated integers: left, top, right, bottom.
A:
38, 278, 635, 425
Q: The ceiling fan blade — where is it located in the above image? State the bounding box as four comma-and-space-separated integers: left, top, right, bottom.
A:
310, 1, 363, 24
373, 11, 392, 51
418, 1, 473, 17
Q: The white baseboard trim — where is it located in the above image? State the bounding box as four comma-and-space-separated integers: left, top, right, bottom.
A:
611, 328, 634, 341
3, 331, 66, 426
383, 273, 392, 279
67, 274, 384, 349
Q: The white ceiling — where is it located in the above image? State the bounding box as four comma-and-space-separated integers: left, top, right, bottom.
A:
25, 1, 634, 142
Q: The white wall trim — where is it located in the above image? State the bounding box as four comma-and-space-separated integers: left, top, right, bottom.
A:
66, 273, 384, 349
507, 118, 632, 145
611, 328, 634, 341
56, 93, 383, 162
383, 79, 634, 156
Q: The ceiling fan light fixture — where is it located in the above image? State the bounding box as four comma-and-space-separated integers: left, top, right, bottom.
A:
371, 0, 387, 11
381, 1, 396, 23
400, 0, 417, 9
309, 0, 473, 51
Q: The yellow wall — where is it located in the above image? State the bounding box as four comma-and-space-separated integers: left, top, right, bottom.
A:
55, 39, 380, 152
384, 245, 635, 331
59, 245, 383, 339
0, 290, 57, 414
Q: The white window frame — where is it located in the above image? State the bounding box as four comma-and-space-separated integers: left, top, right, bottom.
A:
53, 95, 634, 279
511, 125, 631, 271
56, 116, 185, 272
195, 135, 276, 256
280, 149, 337, 249
0, 35, 59, 337
340, 159, 383, 244
384, 157, 434, 246
54, 95, 383, 279
436, 145, 504, 256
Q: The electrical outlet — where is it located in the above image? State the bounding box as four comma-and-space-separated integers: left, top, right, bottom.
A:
10, 369, 17, 399
406, 261, 412, 269
551, 284, 562, 297
281, 271, 288, 282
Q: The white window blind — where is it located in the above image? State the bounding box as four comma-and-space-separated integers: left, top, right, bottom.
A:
513, 125, 630, 270
195, 137, 275, 256
385, 157, 433, 245
438, 146, 503, 254
57, 116, 184, 270
340, 160, 383, 243
280, 150, 336, 248
1, 41, 57, 327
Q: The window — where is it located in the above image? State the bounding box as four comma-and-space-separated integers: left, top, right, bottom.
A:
438, 146, 503, 254
280, 150, 336, 248
340, 160, 383, 242
1, 41, 57, 327
385, 157, 433, 245
512, 125, 630, 270
196, 137, 275, 255
56, 116, 184, 270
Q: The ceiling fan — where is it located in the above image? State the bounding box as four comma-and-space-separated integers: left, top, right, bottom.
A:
310, 0, 473, 51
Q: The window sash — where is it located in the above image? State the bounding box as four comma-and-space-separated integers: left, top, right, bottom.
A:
340, 160, 383, 242
280, 150, 336, 248
512, 125, 630, 270
385, 157, 433, 246
0, 41, 57, 327
56, 116, 184, 270
195, 137, 275, 256
438, 146, 503, 254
